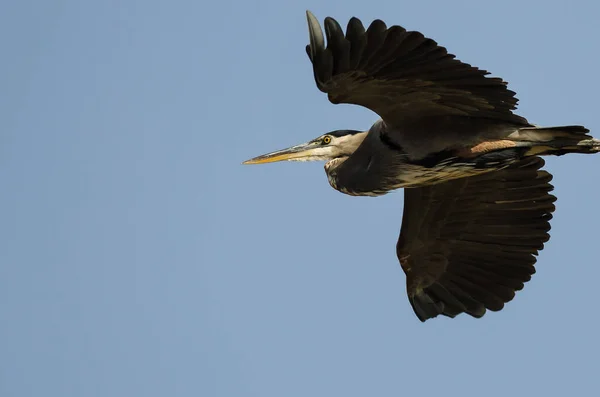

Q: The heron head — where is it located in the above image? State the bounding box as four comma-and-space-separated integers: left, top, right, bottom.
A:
243, 129, 367, 165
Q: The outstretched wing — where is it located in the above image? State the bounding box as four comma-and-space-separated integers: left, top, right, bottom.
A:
397, 157, 555, 322
305, 11, 529, 128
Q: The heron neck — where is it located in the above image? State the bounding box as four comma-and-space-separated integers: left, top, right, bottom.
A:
325, 156, 348, 172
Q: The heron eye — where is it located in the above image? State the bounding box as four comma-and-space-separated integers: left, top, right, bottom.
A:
322, 136, 332, 144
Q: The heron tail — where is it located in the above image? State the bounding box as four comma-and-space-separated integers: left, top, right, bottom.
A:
509, 125, 600, 156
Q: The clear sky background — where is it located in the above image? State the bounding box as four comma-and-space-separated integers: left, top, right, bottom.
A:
1, 0, 599, 396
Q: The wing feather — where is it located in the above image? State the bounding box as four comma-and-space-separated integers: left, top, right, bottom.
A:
305, 11, 529, 128
397, 157, 555, 321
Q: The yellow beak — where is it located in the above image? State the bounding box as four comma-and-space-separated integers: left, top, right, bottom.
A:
242, 142, 317, 165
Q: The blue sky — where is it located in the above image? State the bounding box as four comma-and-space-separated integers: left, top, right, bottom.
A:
1, 0, 599, 396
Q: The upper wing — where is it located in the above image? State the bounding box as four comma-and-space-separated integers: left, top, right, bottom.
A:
396, 157, 555, 322
305, 11, 529, 128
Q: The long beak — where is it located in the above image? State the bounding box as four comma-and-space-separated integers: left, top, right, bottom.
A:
243, 142, 317, 164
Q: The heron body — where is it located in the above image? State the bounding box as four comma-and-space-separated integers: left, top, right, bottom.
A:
244, 11, 600, 322
322, 121, 523, 196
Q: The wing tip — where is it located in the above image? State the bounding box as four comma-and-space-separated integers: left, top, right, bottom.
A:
409, 291, 488, 322
409, 293, 445, 322
306, 10, 324, 57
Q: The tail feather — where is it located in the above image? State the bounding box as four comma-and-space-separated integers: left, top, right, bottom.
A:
510, 125, 591, 141
508, 125, 599, 156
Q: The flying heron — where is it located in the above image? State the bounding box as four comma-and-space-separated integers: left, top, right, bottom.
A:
243, 11, 599, 322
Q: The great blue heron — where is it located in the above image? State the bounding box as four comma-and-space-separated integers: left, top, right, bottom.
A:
243, 11, 599, 322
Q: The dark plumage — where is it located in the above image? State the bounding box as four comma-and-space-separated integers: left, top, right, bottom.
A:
305, 12, 529, 127
244, 11, 599, 322
398, 157, 554, 320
